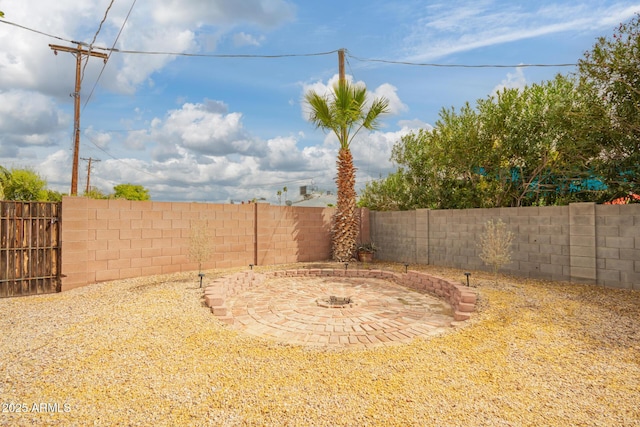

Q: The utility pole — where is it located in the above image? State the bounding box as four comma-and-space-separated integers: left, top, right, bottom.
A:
49, 43, 107, 196
338, 48, 345, 85
80, 157, 101, 194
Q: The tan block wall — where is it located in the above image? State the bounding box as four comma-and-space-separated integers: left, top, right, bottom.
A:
254, 204, 334, 265
61, 197, 346, 291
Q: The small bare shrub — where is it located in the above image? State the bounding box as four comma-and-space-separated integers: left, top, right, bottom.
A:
478, 219, 514, 283
188, 220, 211, 274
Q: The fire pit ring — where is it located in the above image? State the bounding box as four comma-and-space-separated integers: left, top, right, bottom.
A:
316, 295, 355, 308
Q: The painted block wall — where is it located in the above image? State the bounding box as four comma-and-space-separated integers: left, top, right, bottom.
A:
61, 197, 338, 291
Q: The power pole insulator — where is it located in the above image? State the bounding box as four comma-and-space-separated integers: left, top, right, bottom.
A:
49, 43, 108, 196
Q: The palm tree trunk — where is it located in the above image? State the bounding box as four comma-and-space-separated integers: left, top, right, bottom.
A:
333, 147, 359, 261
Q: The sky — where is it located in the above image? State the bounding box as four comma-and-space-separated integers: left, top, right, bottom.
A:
1, 0, 639, 204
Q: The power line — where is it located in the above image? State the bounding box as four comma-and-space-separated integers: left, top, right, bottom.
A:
83, 135, 160, 178
347, 52, 578, 68
241, 176, 323, 189
106, 48, 341, 59
0, 19, 74, 43
0, 20, 339, 59
1, 18, 581, 68
81, 0, 116, 84
82, 0, 138, 111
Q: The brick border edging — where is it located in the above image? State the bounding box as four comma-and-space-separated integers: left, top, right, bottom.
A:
203, 269, 477, 324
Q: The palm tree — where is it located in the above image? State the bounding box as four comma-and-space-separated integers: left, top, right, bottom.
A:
305, 80, 389, 261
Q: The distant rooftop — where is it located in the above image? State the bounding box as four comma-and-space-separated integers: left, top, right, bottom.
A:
281, 185, 336, 207
290, 191, 337, 207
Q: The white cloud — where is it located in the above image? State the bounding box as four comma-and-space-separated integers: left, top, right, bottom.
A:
260, 136, 306, 170
84, 127, 112, 150
262, 135, 336, 175
372, 83, 408, 115
151, 0, 295, 28
111, 28, 197, 94
126, 101, 265, 161
233, 32, 265, 47
0, 90, 69, 148
402, 1, 640, 61
492, 67, 527, 94
38, 150, 72, 191
0, 0, 296, 96
351, 127, 414, 184
397, 119, 433, 131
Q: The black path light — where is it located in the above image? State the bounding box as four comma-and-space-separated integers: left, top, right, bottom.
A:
464, 272, 471, 287
344, 262, 349, 271
404, 263, 409, 273
198, 273, 205, 288
249, 264, 254, 270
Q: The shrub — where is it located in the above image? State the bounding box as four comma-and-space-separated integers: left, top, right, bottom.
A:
188, 220, 211, 274
478, 219, 514, 283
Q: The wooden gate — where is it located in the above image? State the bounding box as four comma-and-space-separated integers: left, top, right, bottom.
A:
0, 201, 62, 297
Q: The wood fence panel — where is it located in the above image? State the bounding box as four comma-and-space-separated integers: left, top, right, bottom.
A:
0, 201, 61, 297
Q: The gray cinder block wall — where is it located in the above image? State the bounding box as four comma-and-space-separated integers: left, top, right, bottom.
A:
370, 203, 639, 289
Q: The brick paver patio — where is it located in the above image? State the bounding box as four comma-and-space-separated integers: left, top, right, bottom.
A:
222, 275, 458, 349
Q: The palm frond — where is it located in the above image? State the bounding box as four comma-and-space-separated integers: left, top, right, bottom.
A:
363, 97, 391, 131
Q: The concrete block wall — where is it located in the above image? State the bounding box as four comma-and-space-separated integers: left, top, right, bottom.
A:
595, 204, 640, 288
570, 203, 596, 284
60, 197, 339, 291
371, 203, 639, 289
60, 197, 639, 291
372, 210, 418, 263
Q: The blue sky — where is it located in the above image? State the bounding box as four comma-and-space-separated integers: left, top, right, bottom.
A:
0, 0, 639, 203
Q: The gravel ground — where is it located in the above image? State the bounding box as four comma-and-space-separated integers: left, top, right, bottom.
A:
1, 262, 639, 426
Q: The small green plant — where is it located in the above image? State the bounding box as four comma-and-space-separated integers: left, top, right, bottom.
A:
478, 219, 514, 283
188, 220, 212, 274
356, 242, 378, 253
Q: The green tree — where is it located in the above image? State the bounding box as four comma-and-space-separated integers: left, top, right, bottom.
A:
2, 168, 49, 201
578, 14, 640, 200
358, 172, 409, 211
113, 183, 150, 201
0, 166, 10, 199
361, 74, 605, 210
305, 80, 389, 261
46, 190, 64, 202
476, 75, 605, 207
84, 187, 109, 199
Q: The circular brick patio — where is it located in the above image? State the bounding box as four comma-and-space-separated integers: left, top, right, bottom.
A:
203, 268, 477, 349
